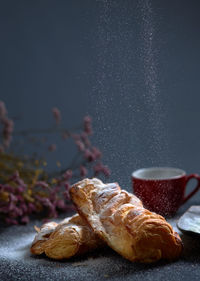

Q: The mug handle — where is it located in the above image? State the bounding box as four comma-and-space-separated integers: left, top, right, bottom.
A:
182, 174, 200, 205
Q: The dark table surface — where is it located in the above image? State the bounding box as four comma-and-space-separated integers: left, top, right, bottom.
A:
0, 201, 200, 281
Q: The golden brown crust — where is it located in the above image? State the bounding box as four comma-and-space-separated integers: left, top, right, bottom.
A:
70, 178, 183, 263
30, 214, 103, 259
30, 222, 58, 255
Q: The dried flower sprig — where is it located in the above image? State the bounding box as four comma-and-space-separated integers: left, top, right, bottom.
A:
0, 101, 14, 151
0, 101, 110, 225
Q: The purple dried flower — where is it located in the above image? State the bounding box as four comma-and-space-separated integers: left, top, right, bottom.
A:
8, 171, 20, 182
35, 181, 49, 188
52, 107, 61, 125
84, 149, 95, 162
9, 193, 17, 203
1, 117, 14, 148
0, 184, 14, 193
28, 203, 37, 213
42, 218, 51, 223
91, 147, 102, 159
65, 205, 76, 211
49, 208, 57, 219
36, 196, 50, 206
16, 186, 25, 193
3, 118, 14, 134
0, 101, 110, 225
63, 170, 72, 181
48, 144, 57, 152
0, 101, 7, 119
84, 116, 92, 135
81, 132, 91, 147
93, 163, 111, 177
93, 163, 101, 175
56, 199, 65, 209
8, 202, 16, 212
20, 203, 28, 213
80, 165, 87, 177
63, 190, 70, 200
5, 218, 18, 225
0, 145, 4, 153
50, 185, 60, 196
0, 206, 10, 213
75, 140, 85, 152
21, 216, 29, 224
36, 195, 58, 218
101, 165, 111, 177
64, 182, 70, 192
8, 171, 26, 191
49, 190, 57, 202
16, 194, 24, 201
3, 136, 12, 148
14, 207, 23, 216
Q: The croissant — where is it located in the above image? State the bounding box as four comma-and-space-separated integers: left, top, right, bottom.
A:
30, 214, 103, 259
31, 221, 58, 255
70, 178, 183, 263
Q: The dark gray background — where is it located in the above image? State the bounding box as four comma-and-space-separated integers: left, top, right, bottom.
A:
1, 1, 200, 280
1, 0, 200, 199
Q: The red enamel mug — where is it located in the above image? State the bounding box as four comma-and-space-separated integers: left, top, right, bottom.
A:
132, 167, 200, 216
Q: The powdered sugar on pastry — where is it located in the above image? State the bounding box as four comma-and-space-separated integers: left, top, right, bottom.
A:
30, 214, 104, 259
32, 222, 58, 245
70, 178, 183, 263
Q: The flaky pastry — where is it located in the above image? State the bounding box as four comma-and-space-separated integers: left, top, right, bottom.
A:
70, 178, 183, 263
31, 221, 58, 255
30, 214, 103, 259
